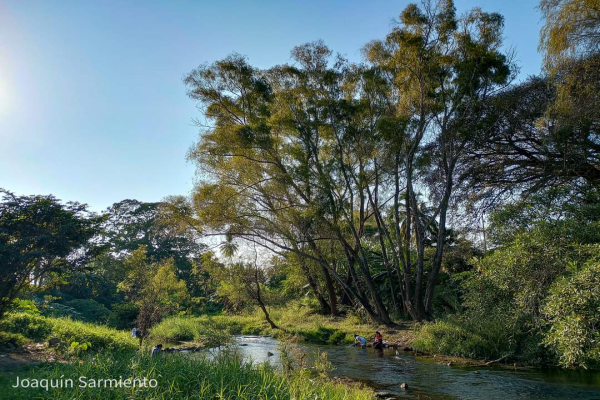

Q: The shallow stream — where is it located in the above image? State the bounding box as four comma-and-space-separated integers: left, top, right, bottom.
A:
205, 336, 600, 399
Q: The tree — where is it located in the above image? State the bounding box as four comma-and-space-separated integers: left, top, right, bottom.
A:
455, 187, 600, 362
461, 76, 600, 208
117, 246, 190, 344
0, 190, 102, 319
539, 0, 600, 71
211, 261, 279, 329
103, 199, 207, 297
182, 0, 514, 323
363, 0, 514, 320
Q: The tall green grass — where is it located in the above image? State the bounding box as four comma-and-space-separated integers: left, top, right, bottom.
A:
150, 304, 372, 346
149, 315, 254, 346
412, 315, 520, 360
0, 350, 374, 400
50, 317, 137, 352
0, 313, 137, 352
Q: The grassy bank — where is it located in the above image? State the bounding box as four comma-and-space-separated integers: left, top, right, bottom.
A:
150, 303, 417, 348
0, 312, 374, 399
0, 350, 373, 400
0, 312, 137, 352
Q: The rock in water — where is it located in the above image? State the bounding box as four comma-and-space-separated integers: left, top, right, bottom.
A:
267, 351, 274, 357
400, 382, 408, 390
375, 392, 394, 398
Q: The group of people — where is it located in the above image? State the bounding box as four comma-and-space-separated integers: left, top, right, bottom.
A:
354, 331, 385, 349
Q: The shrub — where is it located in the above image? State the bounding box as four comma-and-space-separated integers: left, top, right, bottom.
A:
49, 318, 137, 352
150, 315, 196, 341
303, 325, 336, 344
413, 319, 498, 359
327, 330, 348, 345
241, 322, 266, 335
149, 315, 246, 346
0, 313, 52, 341
543, 258, 600, 369
8, 299, 40, 315
40, 302, 80, 319
0, 332, 28, 349
64, 299, 110, 323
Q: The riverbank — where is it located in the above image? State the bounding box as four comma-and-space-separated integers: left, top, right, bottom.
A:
0, 312, 374, 399
0, 348, 374, 400
150, 304, 578, 372
148, 305, 517, 369
149, 304, 418, 348
1, 311, 599, 399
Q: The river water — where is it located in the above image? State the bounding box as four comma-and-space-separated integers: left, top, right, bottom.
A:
205, 336, 600, 400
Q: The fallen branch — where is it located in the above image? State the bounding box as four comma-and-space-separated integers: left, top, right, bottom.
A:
485, 354, 511, 366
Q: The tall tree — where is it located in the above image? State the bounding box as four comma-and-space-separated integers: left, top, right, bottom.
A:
117, 246, 190, 345
183, 0, 514, 323
103, 199, 206, 297
363, 0, 514, 320
0, 190, 102, 319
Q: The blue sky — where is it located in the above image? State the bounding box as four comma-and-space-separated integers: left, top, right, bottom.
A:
0, 0, 543, 212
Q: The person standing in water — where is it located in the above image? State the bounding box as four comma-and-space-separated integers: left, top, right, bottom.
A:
354, 334, 367, 348
374, 331, 384, 350
151, 343, 162, 356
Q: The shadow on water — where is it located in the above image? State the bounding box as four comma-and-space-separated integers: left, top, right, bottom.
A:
200, 336, 600, 400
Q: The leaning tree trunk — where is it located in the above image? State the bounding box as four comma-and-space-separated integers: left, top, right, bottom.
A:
254, 266, 278, 329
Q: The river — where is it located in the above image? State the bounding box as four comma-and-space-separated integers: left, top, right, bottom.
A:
202, 336, 600, 400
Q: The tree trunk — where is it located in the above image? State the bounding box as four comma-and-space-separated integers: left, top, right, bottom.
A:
254, 266, 278, 329
321, 265, 338, 316
258, 301, 278, 329
299, 258, 331, 314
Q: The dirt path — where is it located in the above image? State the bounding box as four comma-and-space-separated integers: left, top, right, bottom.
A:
0, 343, 60, 372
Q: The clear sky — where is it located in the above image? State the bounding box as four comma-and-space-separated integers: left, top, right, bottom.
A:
0, 0, 543, 212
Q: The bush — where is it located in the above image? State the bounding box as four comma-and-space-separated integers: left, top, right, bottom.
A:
241, 322, 266, 335
8, 299, 40, 315
0, 332, 28, 349
40, 302, 80, 319
303, 325, 337, 344
0, 313, 53, 341
543, 258, 600, 369
327, 330, 348, 345
49, 318, 137, 352
64, 299, 111, 323
413, 320, 488, 358
150, 315, 196, 341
